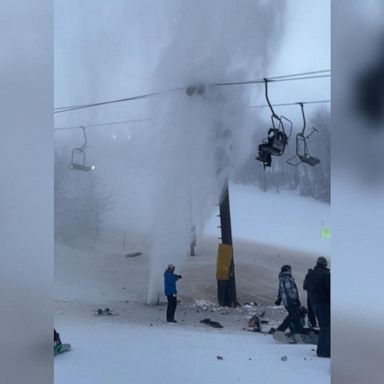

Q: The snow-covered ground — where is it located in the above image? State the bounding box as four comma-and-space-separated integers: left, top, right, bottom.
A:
54, 185, 330, 383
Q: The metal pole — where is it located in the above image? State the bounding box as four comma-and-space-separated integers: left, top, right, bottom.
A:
217, 183, 237, 307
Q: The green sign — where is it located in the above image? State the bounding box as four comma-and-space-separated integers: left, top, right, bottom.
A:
321, 227, 331, 240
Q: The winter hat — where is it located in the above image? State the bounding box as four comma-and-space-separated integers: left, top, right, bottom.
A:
316, 257, 328, 267
281, 265, 292, 272
167, 264, 175, 270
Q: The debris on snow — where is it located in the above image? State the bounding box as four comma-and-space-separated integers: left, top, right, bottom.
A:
200, 318, 224, 328
94, 308, 118, 316
125, 252, 143, 258
193, 299, 216, 311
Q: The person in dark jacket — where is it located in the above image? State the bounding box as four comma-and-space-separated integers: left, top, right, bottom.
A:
54, 329, 62, 354
164, 264, 182, 323
275, 265, 303, 335
303, 268, 318, 328
311, 257, 330, 357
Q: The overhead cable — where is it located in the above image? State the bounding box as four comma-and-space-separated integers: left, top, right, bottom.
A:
249, 99, 331, 108
214, 74, 330, 87
267, 69, 330, 80
54, 117, 152, 132
54, 87, 185, 114
54, 98, 330, 132
54, 69, 330, 114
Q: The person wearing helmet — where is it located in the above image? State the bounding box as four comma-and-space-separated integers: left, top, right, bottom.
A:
164, 264, 182, 323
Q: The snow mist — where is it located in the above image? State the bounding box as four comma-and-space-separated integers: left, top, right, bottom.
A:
54, 0, 287, 304
145, 0, 287, 303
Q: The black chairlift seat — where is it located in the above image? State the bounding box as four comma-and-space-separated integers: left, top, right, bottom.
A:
71, 148, 95, 172
293, 133, 320, 166
267, 129, 288, 156
255, 79, 292, 169
286, 103, 320, 167
298, 154, 320, 166
258, 128, 288, 156
256, 145, 272, 168
286, 137, 320, 167
70, 127, 95, 172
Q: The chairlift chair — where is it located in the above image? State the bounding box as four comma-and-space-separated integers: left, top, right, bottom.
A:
70, 127, 95, 172
256, 79, 292, 168
286, 103, 320, 167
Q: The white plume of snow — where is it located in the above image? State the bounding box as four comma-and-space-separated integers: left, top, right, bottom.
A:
145, 0, 287, 303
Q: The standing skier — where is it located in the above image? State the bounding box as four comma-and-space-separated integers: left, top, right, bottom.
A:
310, 257, 330, 357
275, 265, 303, 337
164, 264, 182, 323
303, 268, 318, 328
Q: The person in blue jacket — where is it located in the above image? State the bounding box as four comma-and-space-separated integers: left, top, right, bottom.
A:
164, 264, 182, 323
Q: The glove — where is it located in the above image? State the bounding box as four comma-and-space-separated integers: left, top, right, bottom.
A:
177, 275, 182, 279
275, 298, 281, 306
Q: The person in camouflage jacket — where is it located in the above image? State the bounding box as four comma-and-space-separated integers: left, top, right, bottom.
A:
275, 265, 303, 334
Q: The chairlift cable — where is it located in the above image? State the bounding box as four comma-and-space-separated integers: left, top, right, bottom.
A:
271, 74, 330, 82
54, 69, 330, 114
214, 73, 330, 87
54, 118, 152, 132
54, 87, 185, 114
249, 99, 331, 108
268, 69, 330, 80
54, 100, 330, 132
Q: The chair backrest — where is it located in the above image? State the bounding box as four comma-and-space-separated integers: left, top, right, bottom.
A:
271, 130, 288, 155
71, 148, 86, 167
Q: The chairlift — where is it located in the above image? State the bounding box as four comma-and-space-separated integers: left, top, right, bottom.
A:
256, 79, 292, 168
286, 103, 320, 167
186, 83, 206, 96
71, 127, 95, 172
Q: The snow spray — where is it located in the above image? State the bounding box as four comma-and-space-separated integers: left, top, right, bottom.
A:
54, 0, 287, 303
145, 0, 287, 304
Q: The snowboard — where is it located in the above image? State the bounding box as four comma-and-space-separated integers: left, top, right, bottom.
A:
54, 343, 71, 356
273, 330, 319, 345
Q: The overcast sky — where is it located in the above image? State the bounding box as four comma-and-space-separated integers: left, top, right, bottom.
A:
52, 0, 332, 307
53, 2, 331, 240
252, 0, 330, 124
54, 0, 330, 130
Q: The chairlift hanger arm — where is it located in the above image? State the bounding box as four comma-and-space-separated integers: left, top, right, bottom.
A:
280, 115, 293, 138
298, 102, 319, 138
80, 126, 88, 149
298, 102, 306, 135
264, 78, 280, 125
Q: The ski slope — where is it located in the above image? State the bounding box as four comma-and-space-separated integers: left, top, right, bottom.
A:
204, 184, 330, 256
54, 185, 331, 383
